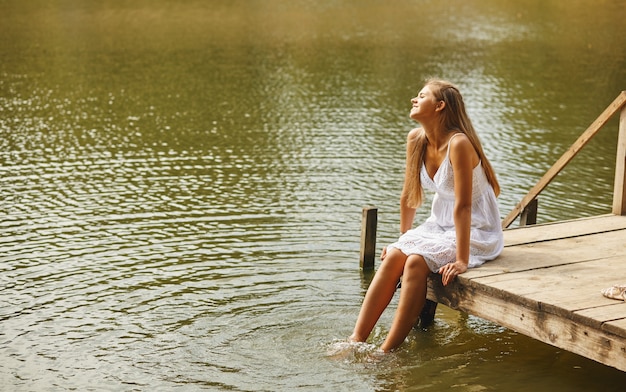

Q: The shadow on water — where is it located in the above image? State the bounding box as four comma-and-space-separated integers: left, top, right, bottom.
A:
1, 0, 626, 390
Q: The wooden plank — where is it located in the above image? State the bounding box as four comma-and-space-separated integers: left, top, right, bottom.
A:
572, 306, 626, 339
504, 214, 626, 246
613, 105, 626, 215
576, 303, 626, 324
568, 305, 626, 337
604, 318, 626, 348
463, 228, 626, 280
473, 257, 625, 295
502, 91, 626, 228
427, 274, 542, 317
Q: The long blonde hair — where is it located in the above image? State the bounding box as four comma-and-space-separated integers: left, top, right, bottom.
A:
404, 79, 500, 208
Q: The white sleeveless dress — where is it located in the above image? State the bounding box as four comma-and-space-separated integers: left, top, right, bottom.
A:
387, 137, 504, 273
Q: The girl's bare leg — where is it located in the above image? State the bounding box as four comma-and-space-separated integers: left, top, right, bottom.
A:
380, 255, 430, 352
349, 248, 407, 342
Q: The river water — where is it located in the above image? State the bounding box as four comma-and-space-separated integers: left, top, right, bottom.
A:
1, 0, 626, 391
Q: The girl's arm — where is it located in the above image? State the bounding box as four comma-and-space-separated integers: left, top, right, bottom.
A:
440, 133, 479, 285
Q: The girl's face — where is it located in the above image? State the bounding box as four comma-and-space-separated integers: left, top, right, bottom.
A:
410, 85, 440, 121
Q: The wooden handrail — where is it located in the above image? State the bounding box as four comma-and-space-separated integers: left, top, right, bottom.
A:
502, 91, 626, 228
613, 104, 626, 215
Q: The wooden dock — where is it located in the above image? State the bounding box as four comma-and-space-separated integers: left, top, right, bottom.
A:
427, 91, 626, 372
427, 214, 626, 372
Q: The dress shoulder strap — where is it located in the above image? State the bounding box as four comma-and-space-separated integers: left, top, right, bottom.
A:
446, 132, 464, 156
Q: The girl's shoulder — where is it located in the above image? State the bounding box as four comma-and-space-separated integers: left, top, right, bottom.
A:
448, 133, 479, 165
407, 127, 424, 145
448, 132, 472, 151
407, 127, 423, 138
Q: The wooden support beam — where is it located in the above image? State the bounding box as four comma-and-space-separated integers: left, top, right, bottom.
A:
613, 105, 626, 215
360, 206, 377, 270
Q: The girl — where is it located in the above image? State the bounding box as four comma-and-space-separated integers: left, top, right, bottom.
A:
349, 79, 503, 352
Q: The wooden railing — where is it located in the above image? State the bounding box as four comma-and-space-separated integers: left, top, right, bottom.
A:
502, 91, 626, 228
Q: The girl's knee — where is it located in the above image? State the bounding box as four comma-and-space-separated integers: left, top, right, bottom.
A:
404, 255, 430, 277
383, 248, 407, 265
378, 248, 408, 275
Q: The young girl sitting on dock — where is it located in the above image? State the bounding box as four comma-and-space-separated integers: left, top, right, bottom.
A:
349, 79, 504, 352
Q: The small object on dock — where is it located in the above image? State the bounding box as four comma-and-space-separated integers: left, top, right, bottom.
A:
602, 284, 626, 301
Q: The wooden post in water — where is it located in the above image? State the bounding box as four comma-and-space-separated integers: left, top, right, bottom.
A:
613, 105, 626, 215
360, 206, 377, 270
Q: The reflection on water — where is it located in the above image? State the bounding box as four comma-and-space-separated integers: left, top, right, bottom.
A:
1, 0, 626, 390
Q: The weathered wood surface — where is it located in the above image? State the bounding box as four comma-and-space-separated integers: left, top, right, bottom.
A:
614, 105, 626, 215
427, 214, 626, 372
360, 206, 377, 270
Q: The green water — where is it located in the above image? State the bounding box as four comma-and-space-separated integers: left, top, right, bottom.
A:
1, 0, 625, 390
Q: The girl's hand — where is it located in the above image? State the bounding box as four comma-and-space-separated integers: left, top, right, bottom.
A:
380, 246, 388, 261
438, 261, 468, 286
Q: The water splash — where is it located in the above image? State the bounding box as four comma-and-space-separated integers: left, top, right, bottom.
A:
325, 340, 384, 363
